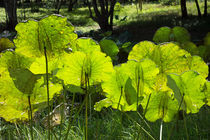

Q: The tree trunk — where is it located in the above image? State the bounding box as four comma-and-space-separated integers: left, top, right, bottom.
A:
195, 0, 201, 17
88, 0, 116, 32
181, 0, 188, 18
25, 0, 30, 3
36, 0, 42, 3
4, 0, 18, 30
138, 0, 142, 11
203, 0, 207, 17
68, 0, 77, 12
55, 0, 59, 9
55, 0, 63, 14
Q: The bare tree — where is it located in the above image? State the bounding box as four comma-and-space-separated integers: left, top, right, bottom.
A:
203, 0, 207, 17
88, 0, 117, 32
194, 0, 201, 17
68, 0, 78, 12
4, 0, 18, 30
181, 0, 188, 18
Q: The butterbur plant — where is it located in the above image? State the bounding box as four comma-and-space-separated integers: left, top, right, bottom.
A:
0, 14, 210, 140
198, 32, 210, 62
56, 48, 114, 139
1, 14, 77, 139
0, 51, 62, 139
95, 39, 209, 139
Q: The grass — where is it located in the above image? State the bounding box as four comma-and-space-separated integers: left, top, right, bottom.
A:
0, 105, 210, 139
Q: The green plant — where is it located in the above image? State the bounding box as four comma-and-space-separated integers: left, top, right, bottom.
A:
0, 14, 210, 140
198, 32, 210, 62
95, 40, 209, 139
99, 39, 119, 61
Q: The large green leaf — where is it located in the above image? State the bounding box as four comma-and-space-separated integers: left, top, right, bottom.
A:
14, 15, 77, 59
128, 42, 190, 90
122, 59, 159, 96
167, 71, 206, 114
153, 27, 171, 43
0, 38, 14, 53
180, 41, 199, 55
128, 42, 208, 91
198, 45, 209, 62
29, 55, 64, 74
204, 81, 210, 106
56, 51, 114, 88
99, 39, 119, 60
142, 91, 178, 122
128, 41, 156, 61
75, 38, 101, 53
187, 56, 209, 78
95, 66, 136, 111
95, 59, 159, 112
204, 32, 210, 46
153, 26, 190, 44
172, 26, 190, 43
0, 51, 62, 122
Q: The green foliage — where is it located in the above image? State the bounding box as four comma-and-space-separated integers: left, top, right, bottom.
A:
99, 39, 119, 60
153, 26, 191, 44
160, 0, 179, 6
142, 91, 178, 122
0, 38, 14, 53
14, 15, 77, 59
152, 27, 171, 43
75, 38, 101, 53
95, 39, 209, 123
204, 32, 210, 46
0, 51, 62, 122
205, 81, 210, 106
180, 41, 199, 56
0, 14, 209, 140
198, 32, 210, 62
56, 51, 114, 90
167, 71, 206, 114
95, 59, 159, 112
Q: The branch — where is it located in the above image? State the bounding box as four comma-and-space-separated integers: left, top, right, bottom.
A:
87, 0, 97, 21
92, 0, 101, 17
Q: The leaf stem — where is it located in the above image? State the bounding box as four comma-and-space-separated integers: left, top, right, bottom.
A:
167, 94, 185, 140
160, 120, 163, 140
183, 111, 189, 140
117, 86, 123, 110
136, 76, 140, 111
44, 46, 50, 140
28, 96, 33, 140
64, 92, 76, 140
143, 94, 151, 116
85, 73, 89, 140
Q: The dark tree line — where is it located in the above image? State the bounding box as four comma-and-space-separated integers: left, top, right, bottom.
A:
181, 0, 208, 18
1, 0, 209, 31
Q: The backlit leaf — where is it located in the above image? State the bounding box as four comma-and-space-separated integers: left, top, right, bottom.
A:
75, 38, 101, 53
99, 39, 119, 60
0, 51, 62, 122
14, 15, 77, 59
142, 91, 178, 122
167, 71, 206, 114
153, 27, 171, 43
56, 51, 114, 88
